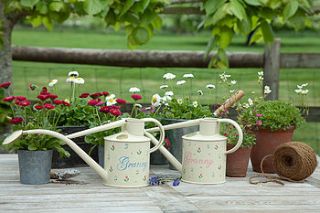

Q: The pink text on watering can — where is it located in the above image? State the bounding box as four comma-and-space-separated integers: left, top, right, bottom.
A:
184, 152, 213, 168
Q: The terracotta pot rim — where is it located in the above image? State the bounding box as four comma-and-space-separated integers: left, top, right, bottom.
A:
251, 126, 295, 133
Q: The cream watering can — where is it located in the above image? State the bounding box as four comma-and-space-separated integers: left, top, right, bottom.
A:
147, 118, 243, 184
4, 118, 165, 187
146, 91, 245, 184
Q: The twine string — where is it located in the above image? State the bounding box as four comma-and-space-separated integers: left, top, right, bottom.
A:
249, 142, 317, 185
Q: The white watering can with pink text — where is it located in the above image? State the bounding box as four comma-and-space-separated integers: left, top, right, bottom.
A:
4, 118, 165, 187
146, 118, 243, 184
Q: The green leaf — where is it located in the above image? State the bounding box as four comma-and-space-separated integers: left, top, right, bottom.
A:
49, 1, 64, 12
249, 28, 263, 44
29, 15, 42, 27
244, 0, 262, 6
120, 0, 135, 16
229, 0, 246, 20
204, 0, 225, 15
83, 0, 103, 15
260, 20, 274, 43
218, 28, 233, 48
28, 144, 38, 151
20, 0, 40, 8
132, 26, 150, 45
283, 0, 299, 20
42, 17, 53, 31
36, 1, 48, 14
151, 15, 162, 30
132, 0, 150, 13
210, 3, 228, 26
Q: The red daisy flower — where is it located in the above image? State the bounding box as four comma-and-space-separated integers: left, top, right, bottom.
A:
131, 94, 142, 101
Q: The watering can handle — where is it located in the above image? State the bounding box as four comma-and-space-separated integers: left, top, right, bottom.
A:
219, 118, 243, 155
142, 118, 165, 153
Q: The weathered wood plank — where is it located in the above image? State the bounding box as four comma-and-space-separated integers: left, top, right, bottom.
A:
12, 46, 264, 68
281, 53, 320, 68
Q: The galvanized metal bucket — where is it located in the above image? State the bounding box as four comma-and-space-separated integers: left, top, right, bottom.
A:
18, 150, 53, 185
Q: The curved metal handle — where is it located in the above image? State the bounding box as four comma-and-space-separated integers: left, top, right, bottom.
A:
142, 118, 165, 153
219, 118, 243, 155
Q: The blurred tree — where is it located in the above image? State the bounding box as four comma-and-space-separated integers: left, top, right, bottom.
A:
0, 0, 167, 84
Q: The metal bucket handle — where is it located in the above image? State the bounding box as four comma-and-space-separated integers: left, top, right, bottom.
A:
219, 118, 243, 154
141, 118, 165, 153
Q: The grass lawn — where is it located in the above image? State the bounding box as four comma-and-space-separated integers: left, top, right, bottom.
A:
11, 27, 320, 105
9, 27, 320, 153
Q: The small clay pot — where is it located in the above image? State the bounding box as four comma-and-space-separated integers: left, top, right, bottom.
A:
226, 144, 252, 177
250, 128, 294, 173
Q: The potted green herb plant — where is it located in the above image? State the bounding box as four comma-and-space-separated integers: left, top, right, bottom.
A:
238, 100, 304, 173
2, 84, 69, 185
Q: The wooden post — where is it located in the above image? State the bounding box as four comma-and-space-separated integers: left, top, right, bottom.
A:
263, 38, 281, 100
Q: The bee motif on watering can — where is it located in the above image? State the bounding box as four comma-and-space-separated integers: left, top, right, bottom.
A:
109, 166, 113, 172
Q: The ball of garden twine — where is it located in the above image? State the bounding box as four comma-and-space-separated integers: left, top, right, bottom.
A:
273, 142, 317, 181
250, 142, 317, 185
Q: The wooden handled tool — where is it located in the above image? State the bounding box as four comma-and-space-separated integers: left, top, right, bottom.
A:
213, 90, 245, 117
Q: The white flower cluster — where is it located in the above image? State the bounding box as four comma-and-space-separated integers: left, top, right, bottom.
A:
264, 85, 272, 95
295, 83, 309, 95
163, 73, 176, 80
242, 98, 254, 108
206, 84, 215, 89
129, 87, 140, 93
219, 72, 231, 82
258, 71, 264, 83
48, 79, 58, 87
66, 71, 85, 84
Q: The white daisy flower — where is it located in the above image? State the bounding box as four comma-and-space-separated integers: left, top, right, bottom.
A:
162, 95, 172, 103
243, 103, 250, 108
66, 76, 76, 83
176, 80, 186, 85
258, 71, 263, 76
48, 79, 58, 87
264, 85, 272, 94
165, 91, 174, 97
248, 98, 253, 106
183, 73, 194, 78
160, 84, 168, 90
106, 94, 116, 106
219, 72, 231, 82
301, 89, 309, 95
197, 90, 203, 96
134, 103, 142, 108
229, 89, 235, 93
192, 101, 198, 108
295, 89, 302, 94
177, 98, 183, 105
301, 83, 308, 87
206, 84, 215, 89
151, 94, 161, 107
163, 73, 176, 80
68, 71, 79, 77
74, 77, 85, 84
297, 85, 303, 89
129, 87, 140, 93
231, 80, 237, 85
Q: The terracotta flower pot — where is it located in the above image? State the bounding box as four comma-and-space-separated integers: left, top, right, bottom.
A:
250, 128, 294, 173
226, 144, 252, 177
